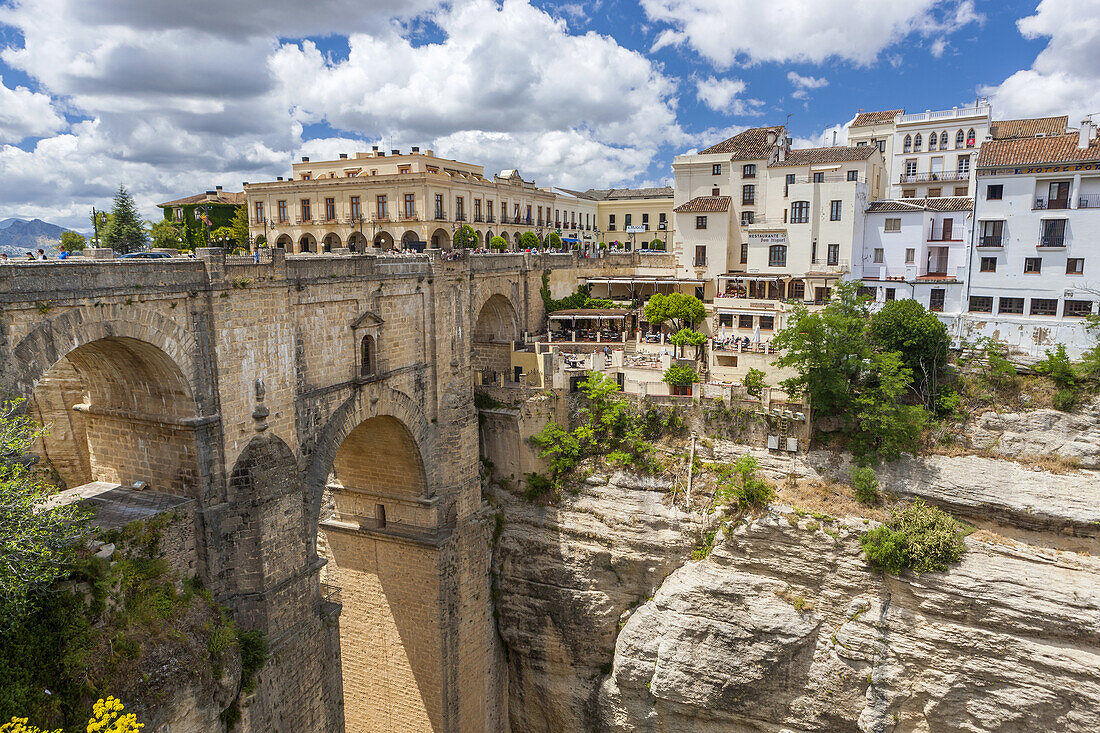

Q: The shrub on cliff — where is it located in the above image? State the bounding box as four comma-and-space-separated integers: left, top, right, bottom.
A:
714, 455, 773, 511
860, 500, 966, 574
849, 466, 879, 505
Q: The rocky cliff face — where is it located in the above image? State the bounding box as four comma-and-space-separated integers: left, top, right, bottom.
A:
492, 436, 1100, 732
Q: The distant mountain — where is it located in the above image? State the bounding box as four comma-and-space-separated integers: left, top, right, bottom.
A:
0, 218, 87, 255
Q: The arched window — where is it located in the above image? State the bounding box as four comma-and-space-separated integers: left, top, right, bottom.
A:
903, 134, 912, 153
929, 131, 937, 150
768, 244, 787, 267
955, 130, 965, 148
914, 133, 922, 151
966, 128, 976, 148
360, 335, 376, 376
940, 131, 949, 149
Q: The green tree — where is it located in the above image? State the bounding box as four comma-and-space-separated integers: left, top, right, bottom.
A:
851, 351, 927, 460
1033, 344, 1078, 410
520, 231, 540, 250
547, 232, 562, 248
58, 231, 86, 252
489, 235, 507, 251
649, 238, 665, 250
0, 399, 89, 625
147, 219, 181, 250
453, 224, 478, 249
772, 279, 871, 416
715, 454, 773, 510
868, 299, 950, 405
101, 185, 146, 254
644, 292, 707, 335
229, 205, 250, 249
663, 363, 698, 387
669, 327, 706, 359
849, 465, 879, 505
743, 367, 767, 398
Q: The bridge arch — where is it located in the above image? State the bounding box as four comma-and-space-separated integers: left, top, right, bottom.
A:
309, 385, 444, 732
472, 291, 520, 384
11, 307, 206, 501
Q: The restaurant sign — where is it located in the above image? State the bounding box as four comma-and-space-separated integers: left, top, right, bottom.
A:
747, 231, 787, 245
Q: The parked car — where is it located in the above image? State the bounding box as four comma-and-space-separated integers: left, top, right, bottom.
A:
118, 251, 172, 259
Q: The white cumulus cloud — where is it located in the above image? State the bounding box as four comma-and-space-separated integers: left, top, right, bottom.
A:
693, 76, 763, 115
0, 76, 66, 142
642, 0, 979, 66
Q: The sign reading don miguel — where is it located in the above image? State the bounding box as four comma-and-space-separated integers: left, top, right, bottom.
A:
747, 231, 788, 245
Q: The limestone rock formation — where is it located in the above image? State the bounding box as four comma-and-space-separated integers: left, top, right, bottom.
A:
598, 513, 1100, 732
968, 397, 1100, 468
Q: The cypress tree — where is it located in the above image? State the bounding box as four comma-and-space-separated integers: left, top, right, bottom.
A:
103, 185, 147, 254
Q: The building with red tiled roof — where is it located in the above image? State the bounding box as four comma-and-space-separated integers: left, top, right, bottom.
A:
157, 186, 245, 249
698, 126, 786, 160
966, 121, 1100, 358
989, 116, 1068, 140
851, 109, 903, 128
770, 146, 878, 167
673, 196, 730, 213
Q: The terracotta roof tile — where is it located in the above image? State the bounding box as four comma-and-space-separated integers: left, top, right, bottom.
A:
158, 191, 245, 207
673, 195, 731, 213
583, 186, 673, 200
698, 126, 784, 159
977, 133, 1100, 168
851, 109, 903, 127
989, 116, 1068, 140
770, 146, 877, 167
867, 197, 973, 213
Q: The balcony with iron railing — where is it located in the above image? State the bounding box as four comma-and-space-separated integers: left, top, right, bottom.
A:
977, 234, 1003, 248
809, 258, 850, 274
1034, 197, 1070, 210
1039, 234, 1066, 248
1078, 194, 1100, 209
897, 171, 969, 184
928, 227, 964, 242
456, 213, 466, 222
788, 174, 866, 184
434, 210, 446, 220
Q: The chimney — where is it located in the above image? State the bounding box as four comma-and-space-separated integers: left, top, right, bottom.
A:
377, 151, 385, 157
277, 176, 283, 181
412, 146, 420, 153
831, 130, 837, 147
372, 145, 378, 151
339, 153, 348, 159
391, 149, 400, 155
216, 185, 223, 192
301, 156, 309, 163
1079, 119, 1095, 149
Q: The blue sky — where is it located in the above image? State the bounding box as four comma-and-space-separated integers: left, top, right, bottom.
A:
0, 0, 1094, 228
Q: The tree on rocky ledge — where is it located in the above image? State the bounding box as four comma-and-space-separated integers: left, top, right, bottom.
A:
644, 293, 706, 334
102, 185, 146, 254
0, 399, 88, 626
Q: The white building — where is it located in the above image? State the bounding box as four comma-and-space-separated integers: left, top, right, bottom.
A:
892, 101, 991, 199
856, 197, 973, 316
847, 109, 902, 180
962, 120, 1100, 357
672, 126, 788, 292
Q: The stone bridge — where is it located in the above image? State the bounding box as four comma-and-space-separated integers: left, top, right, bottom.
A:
0, 248, 672, 732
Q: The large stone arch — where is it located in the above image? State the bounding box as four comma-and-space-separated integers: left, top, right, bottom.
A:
6, 304, 200, 403
373, 230, 394, 249
299, 233, 317, 252
430, 227, 451, 250
322, 232, 341, 251
471, 290, 521, 384
304, 382, 433, 539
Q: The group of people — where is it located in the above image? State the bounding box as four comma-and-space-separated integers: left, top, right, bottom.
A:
0, 249, 53, 262
714, 335, 770, 351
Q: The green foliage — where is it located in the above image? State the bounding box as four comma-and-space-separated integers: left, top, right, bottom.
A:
489, 235, 507, 250
643, 292, 706, 333
743, 368, 767, 398
1053, 388, 1078, 412
714, 454, 774, 510
519, 231, 540, 250
58, 231, 86, 252
934, 388, 963, 418
228, 205, 250, 250
773, 280, 927, 460
453, 224, 478, 249
860, 500, 966, 574
102, 185, 147, 254
547, 232, 562, 248
663, 363, 698, 386
539, 273, 612, 313
0, 400, 90, 625
851, 351, 927, 460
849, 465, 879, 505
527, 373, 672, 497
691, 529, 717, 560
669, 328, 706, 358
648, 238, 665, 250
1033, 345, 1079, 411
868, 299, 950, 405
146, 219, 181, 250
237, 630, 268, 695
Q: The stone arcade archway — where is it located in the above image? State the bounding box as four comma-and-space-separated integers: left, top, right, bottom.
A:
347, 231, 367, 252
472, 293, 520, 384
299, 233, 317, 253
373, 230, 394, 249
313, 392, 447, 733
323, 232, 341, 252
430, 227, 451, 250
